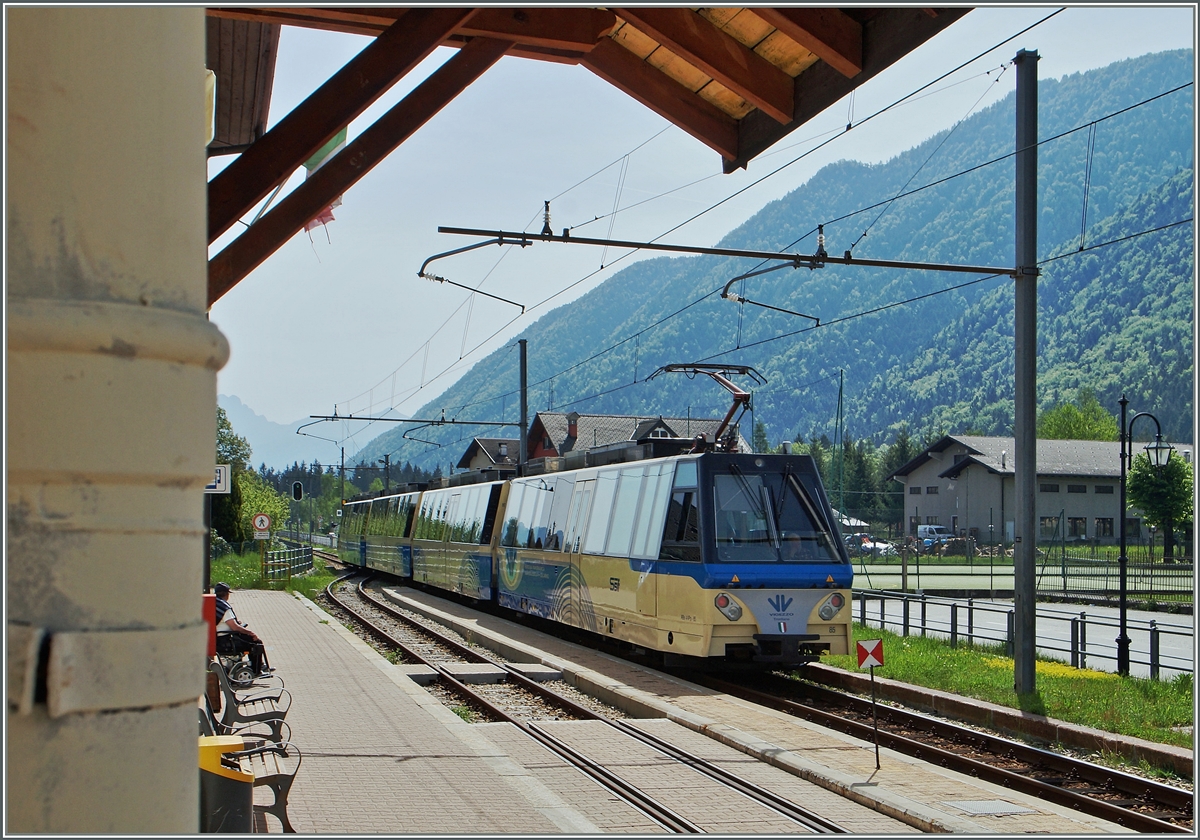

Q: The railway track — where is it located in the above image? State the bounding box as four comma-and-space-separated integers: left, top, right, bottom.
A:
312, 551, 1190, 832
687, 671, 1193, 833
324, 572, 849, 834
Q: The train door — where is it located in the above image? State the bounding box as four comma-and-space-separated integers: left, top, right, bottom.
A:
562, 479, 594, 628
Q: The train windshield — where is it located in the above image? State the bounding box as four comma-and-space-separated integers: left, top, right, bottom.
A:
712, 467, 844, 563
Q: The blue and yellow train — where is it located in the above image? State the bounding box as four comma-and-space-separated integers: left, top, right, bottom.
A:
338, 451, 853, 666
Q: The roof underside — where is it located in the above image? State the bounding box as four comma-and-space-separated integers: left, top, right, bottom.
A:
205, 7, 971, 306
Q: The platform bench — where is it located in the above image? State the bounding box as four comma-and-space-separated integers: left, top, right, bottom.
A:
209, 660, 292, 745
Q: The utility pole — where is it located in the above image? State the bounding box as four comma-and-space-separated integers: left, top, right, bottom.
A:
379, 453, 390, 493
519, 338, 528, 477
339, 447, 345, 505
1013, 48, 1039, 696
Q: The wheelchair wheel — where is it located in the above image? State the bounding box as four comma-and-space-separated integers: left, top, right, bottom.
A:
228, 660, 256, 687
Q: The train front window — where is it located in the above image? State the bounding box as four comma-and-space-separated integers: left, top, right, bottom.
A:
712, 469, 842, 563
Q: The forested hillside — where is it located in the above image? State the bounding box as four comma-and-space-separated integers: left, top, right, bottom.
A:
356, 49, 1194, 472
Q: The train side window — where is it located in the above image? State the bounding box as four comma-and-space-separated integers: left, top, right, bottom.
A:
631, 464, 671, 559
604, 467, 646, 557
659, 489, 700, 562
563, 479, 595, 554
543, 475, 575, 551
582, 470, 619, 555
398, 495, 417, 538
480, 484, 502, 545
501, 483, 525, 547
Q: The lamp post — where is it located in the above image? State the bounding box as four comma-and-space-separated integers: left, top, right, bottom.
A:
1116, 395, 1174, 676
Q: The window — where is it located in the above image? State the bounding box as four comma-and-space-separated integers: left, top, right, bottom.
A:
909, 486, 922, 495
1067, 484, 1087, 494
925, 486, 938, 495
498, 443, 508, 458
925, 516, 939, 525
649, 428, 671, 438
1125, 517, 1141, 538
1039, 516, 1060, 538
1039, 483, 1059, 493
1095, 517, 1114, 537
908, 516, 920, 536
603, 467, 646, 557
1068, 517, 1087, 538
953, 453, 966, 464
582, 470, 619, 554
1094, 485, 1114, 494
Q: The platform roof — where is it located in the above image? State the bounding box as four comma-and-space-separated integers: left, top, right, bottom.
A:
205, 7, 971, 306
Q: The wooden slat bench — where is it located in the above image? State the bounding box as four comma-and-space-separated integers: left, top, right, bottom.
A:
209, 659, 292, 745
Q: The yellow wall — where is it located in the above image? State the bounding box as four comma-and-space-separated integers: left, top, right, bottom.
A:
7, 8, 225, 831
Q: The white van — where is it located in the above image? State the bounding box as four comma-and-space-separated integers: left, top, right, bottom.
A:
917, 525, 952, 543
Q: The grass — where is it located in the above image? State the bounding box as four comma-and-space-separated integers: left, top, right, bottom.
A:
210, 547, 339, 604
814, 624, 1193, 750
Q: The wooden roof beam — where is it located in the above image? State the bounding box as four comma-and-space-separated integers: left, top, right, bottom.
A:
581, 37, 738, 161
613, 7, 795, 125
206, 7, 616, 52
726, 7, 970, 173
752, 8, 863, 79
207, 7, 476, 243
208, 36, 513, 306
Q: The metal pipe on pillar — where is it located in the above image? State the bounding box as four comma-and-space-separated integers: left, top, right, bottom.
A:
1013, 48, 1039, 695
519, 339, 528, 476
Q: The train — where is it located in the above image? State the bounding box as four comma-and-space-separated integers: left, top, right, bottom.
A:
337, 449, 854, 667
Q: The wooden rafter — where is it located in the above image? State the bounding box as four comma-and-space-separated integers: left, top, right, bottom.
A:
726, 7, 969, 172
207, 7, 476, 243
581, 37, 738, 161
613, 7, 794, 125
752, 8, 863, 79
208, 36, 513, 305
205, 7, 616, 52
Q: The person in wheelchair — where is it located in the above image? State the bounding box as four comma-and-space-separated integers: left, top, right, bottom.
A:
213, 582, 273, 677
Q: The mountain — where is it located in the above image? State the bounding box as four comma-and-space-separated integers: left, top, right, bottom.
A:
354, 49, 1194, 472
218, 394, 319, 471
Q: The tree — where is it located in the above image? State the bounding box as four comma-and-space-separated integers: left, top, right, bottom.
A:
213, 407, 253, 542
752, 420, 770, 453
1127, 451, 1193, 560
1037, 388, 1118, 440
216, 406, 252, 473
234, 471, 289, 539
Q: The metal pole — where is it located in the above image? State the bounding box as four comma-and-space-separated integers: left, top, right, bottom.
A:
519, 338, 528, 477
1117, 395, 1131, 674
1013, 48, 1039, 695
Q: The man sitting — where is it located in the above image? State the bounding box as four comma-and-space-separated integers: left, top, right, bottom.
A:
213, 582, 273, 677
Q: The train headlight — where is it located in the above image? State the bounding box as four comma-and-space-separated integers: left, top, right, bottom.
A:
817, 592, 845, 621
714, 593, 742, 621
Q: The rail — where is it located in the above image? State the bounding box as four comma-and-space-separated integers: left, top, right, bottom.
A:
854, 589, 1193, 678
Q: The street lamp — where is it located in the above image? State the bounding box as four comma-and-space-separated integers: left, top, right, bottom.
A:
1116, 395, 1174, 676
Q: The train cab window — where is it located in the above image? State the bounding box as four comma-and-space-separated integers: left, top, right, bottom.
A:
659, 489, 700, 562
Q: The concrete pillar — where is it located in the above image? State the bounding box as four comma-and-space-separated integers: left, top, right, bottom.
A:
7, 8, 226, 832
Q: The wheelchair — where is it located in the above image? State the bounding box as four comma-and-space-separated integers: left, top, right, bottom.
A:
216, 649, 258, 688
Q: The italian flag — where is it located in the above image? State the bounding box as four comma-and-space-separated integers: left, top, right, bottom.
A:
304, 128, 347, 233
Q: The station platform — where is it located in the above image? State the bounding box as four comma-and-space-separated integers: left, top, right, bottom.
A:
232, 587, 1140, 834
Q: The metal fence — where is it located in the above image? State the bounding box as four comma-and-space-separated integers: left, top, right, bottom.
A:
854, 588, 1193, 679
263, 545, 313, 580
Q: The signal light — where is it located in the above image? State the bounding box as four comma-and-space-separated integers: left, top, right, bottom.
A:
714, 592, 742, 621
292, 481, 304, 501
818, 592, 845, 621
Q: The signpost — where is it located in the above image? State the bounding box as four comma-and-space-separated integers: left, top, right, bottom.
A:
202, 466, 231, 593
857, 639, 884, 769
253, 513, 271, 579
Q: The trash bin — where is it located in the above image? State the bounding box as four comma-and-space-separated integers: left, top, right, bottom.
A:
199, 735, 253, 832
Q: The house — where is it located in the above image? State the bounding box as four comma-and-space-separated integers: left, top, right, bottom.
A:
526, 411, 748, 461
456, 437, 520, 473
888, 435, 1193, 545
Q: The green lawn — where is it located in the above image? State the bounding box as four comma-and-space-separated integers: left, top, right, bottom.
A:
209, 547, 338, 604
815, 624, 1193, 750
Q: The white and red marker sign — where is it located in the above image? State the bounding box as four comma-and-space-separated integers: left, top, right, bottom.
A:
856, 638, 884, 669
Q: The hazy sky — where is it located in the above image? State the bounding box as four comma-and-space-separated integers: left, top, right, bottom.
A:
209, 5, 1195, 464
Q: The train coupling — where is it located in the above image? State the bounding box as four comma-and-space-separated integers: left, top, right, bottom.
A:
750, 633, 823, 665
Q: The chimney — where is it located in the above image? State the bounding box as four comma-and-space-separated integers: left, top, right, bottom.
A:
567, 411, 580, 438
